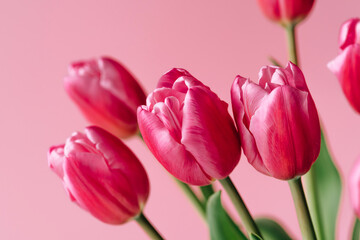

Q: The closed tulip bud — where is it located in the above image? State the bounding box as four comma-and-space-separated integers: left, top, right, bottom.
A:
48, 126, 150, 224
231, 62, 320, 180
64, 57, 146, 138
350, 157, 360, 218
328, 18, 360, 113
137, 68, 241, 186
257, 0, 314, 25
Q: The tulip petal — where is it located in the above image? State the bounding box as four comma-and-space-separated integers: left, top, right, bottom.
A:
328, 44, 360, 113
48, 144, 66, 178
181, 85, 241, 179
250, 86, 320, 180
63, 152, 139, 224
137, 107, 212, 185
85, 126, 150, 205
157, 68, 192, 88
231, 77, 270, 176
339, 18, 360, 50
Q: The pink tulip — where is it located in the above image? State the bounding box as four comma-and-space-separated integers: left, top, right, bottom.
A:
48, 126, 149, 224
350, 157, 360, 218
64, 57, 146, 138
328, 18, 360, 113
137, 68, 241, 186
257, 0, 314, 25
231, 62, 320, 180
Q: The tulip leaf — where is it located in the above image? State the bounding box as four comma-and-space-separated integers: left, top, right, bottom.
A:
250, 233, 263, 240
255, 218, 292, 240
352, 218, 360, 240
305, 130, 342, 240
207, 191, 247, 240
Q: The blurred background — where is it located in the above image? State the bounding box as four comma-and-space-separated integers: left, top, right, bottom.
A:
0, 0, 359, 239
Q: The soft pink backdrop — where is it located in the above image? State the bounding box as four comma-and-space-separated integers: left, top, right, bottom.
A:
0, 0, 358, 239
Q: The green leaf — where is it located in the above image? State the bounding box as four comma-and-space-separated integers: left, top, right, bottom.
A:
255, 218, 292, 240
305, 130, 342, 240
207, 191, 247, 240
250, 233, 263, 240
352, 218, 360, 240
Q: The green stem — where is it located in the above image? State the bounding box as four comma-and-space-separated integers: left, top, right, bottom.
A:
219, 177, 262, 237
135, 212, 164, 240
288, 178, 317, 240
285, 23, 298, 65
200, 184, 215, 203
305, 164, 325, 240
352, 217, 360, 240
137, 134, 208, 219
176, 179, 206, 220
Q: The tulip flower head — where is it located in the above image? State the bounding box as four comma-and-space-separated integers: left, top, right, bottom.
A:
48, 126, 150, 224
257, 0, 315, 25
350, 157, 360, 218
137, 68, 241, 186
328, 18, 360, 113
231, 62, 320, 180
64, 57, 146, 138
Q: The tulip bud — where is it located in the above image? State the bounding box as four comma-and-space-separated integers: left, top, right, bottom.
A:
137, 69, 241, 186
350, 157, 360, 218
48, 126, 150, 224
257, 0, 315, 25
64, 57, 147, 138
231, 62, 320, 180
328, 18, 360, 113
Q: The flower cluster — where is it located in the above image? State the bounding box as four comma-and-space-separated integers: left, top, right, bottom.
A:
47, 1, 360, 239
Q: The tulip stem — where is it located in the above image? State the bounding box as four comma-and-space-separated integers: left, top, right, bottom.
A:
288, 177, 317, 240
352, 217, 360, 240
200, 184, 215, 203
135, 212, 164, 240
175, 180, 207, 220
285, 23, 299, 65
219, 177, 262, 238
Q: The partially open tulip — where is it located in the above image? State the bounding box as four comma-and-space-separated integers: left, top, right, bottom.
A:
328, 18, 360, 113
64, 57, 146, 138
48, 126, 149, 224
137, 68, 241, 186
350, 157, 360, 218
257, 0, 314, 25
231, 62, 320, 180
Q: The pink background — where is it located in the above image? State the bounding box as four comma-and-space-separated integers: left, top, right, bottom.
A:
0, 0, 359, 239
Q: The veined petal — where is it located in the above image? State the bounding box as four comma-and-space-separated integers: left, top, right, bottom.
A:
249, 86, 320, 180
181, 86, 241, 179
137, 107, 212, 185
63, 154, 138, 224
231, 77, 269, 175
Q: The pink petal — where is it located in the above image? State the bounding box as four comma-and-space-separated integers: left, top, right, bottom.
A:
157, 68, 192, 88
63, 153, 139, 224
249, 85, 320, 180
328, 44, 360, 113
137, 107, 212, 185
231, 77, 270, 175
181, 85, 241, 179
48, 144, 66, 178
339, 18, 360, 50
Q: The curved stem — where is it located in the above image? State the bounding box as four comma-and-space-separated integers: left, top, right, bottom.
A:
135, 212, 164, 240
200, 184, 215, 203
288, 177, 317, 240
285, 23, 298, 65
219, 177, 262, 238
175, 179, 207, 220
